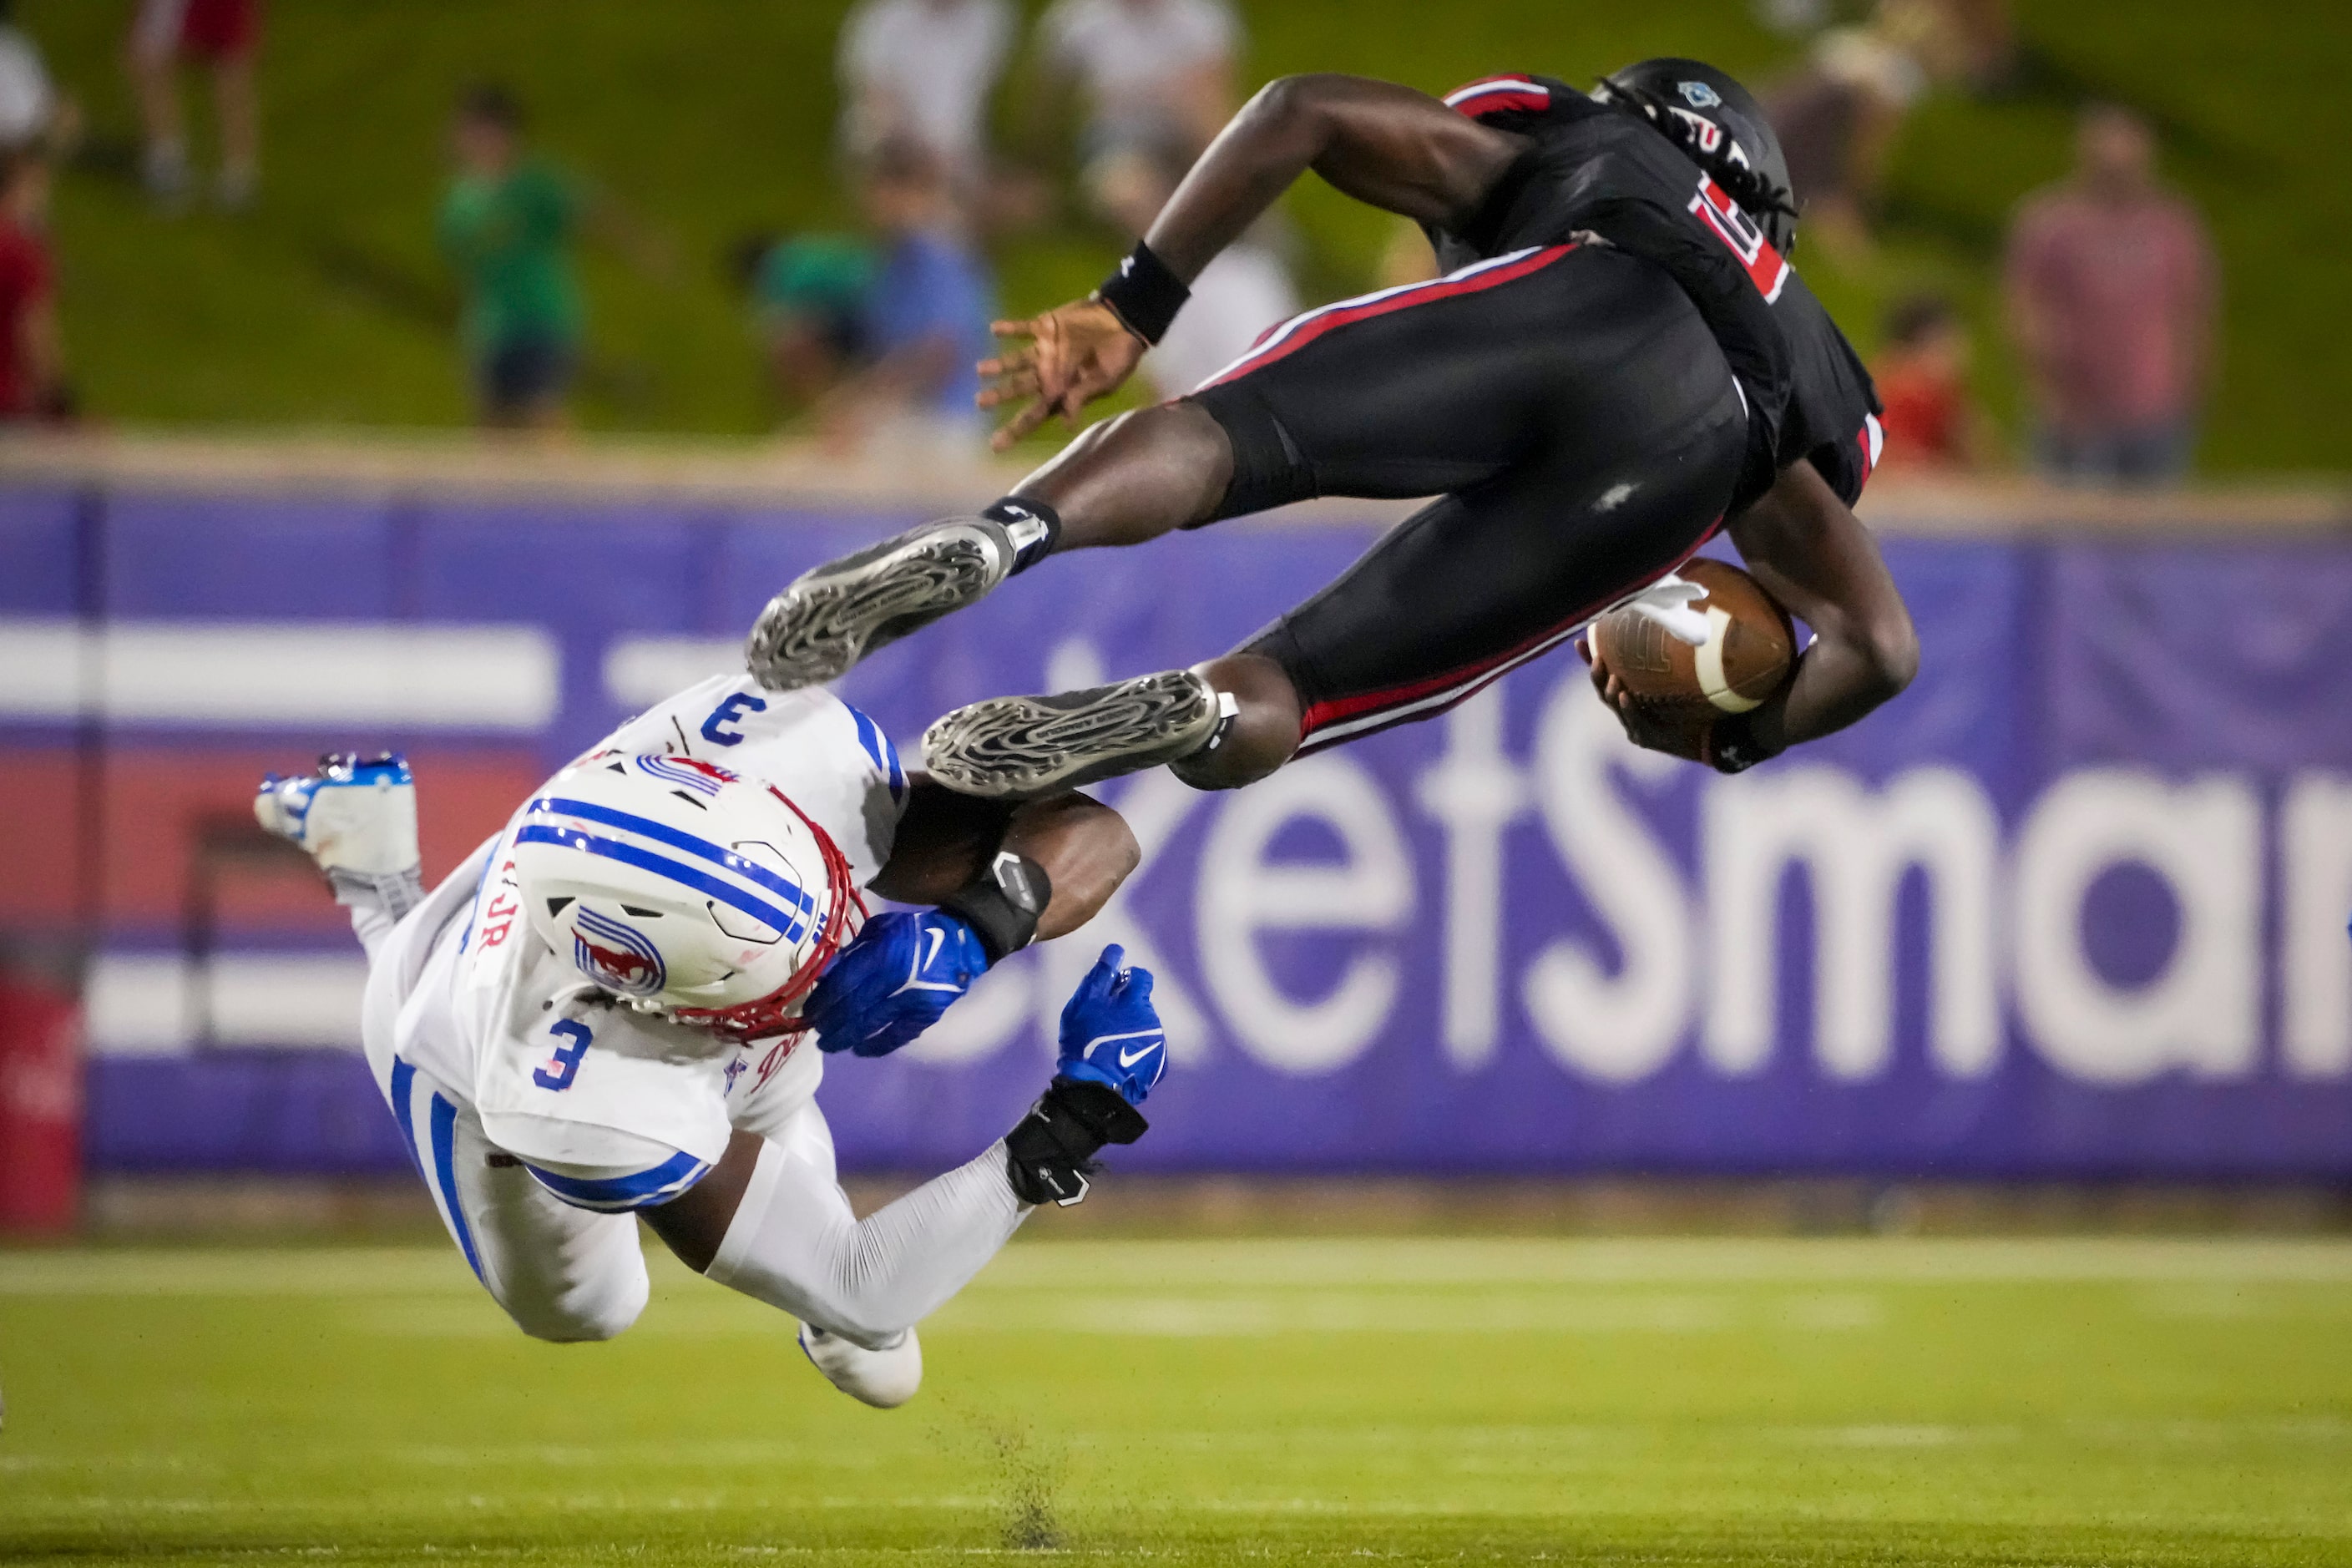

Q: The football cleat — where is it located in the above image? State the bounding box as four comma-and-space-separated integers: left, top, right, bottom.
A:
745, 517, 1014, 690
255, 754, 425, 918
921, 669, 1222, 799
798, 1323, 923, 1409
255, 754, 421, 878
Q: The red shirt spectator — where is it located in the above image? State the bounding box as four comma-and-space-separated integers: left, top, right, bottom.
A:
129, 0, 266, 209
0, 149, 58, 419
2005, 104, 2216, 481
1873, 294, 1992, 472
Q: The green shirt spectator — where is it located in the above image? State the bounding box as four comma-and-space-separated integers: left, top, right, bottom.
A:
438, 156, 585, 358
441, 85, 584, 430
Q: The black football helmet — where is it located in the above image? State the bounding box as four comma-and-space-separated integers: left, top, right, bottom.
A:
1595, 58, 1798, 253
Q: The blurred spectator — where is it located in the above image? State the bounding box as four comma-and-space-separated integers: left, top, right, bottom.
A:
0, 3, 73, 154
2005, 104, 2217, 486
732, 231, 877, 414
1872, 294, 1995, 473
128, 0, 264, 210
0, 149, 64, 422
1764, 9, 1931, 262
438, 86, 585, 433
820, 138, 994, 459
1033, 0, 1240, 161
1932, 0, 2017, 94
837, 0, 1014, 197
1085, 140, 1296, 397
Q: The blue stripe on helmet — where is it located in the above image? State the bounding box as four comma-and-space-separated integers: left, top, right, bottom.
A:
513, 823, 808, 943
522, 1149, 710, 1211
525, 797, 814, 915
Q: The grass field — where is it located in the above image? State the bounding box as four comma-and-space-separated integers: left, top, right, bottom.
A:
4, 1237, 2351, 1565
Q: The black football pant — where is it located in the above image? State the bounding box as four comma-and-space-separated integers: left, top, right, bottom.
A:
1186, 241, 1748, 752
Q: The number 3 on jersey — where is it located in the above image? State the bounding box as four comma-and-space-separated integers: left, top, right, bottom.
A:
1689, 174, 1790, 303
534, 1019, 593, 1091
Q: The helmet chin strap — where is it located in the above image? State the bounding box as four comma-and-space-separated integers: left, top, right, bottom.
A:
668, 786, 867, 1044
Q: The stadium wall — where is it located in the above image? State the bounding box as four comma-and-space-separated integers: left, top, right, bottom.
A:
2, 441, 2348, 1181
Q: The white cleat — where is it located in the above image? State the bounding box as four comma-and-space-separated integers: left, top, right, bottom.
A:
745, 517, 1015, 690
255, 754, 423, 913
798, 1323, 923, 1409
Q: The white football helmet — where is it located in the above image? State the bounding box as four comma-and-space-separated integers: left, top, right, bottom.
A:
512, 752, 861, 1041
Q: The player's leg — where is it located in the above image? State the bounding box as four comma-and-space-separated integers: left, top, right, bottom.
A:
382, 1055, 650, 1343
923, 248, 1753, 794
745, 247, 1593, 690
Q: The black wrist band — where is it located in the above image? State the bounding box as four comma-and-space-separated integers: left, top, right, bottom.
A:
1707, 711, 1780, 775
1004, 1078, 1150, 1206
938, 850, 1050, 964
1094, 240, 1189, 346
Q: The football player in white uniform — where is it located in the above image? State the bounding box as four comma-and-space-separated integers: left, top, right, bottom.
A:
255, 662, 1166, 1409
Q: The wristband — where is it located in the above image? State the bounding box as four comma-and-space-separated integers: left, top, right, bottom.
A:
1093, 240, 1189, 346
1705, 711, 1781, 775
1004, 1077, 1150, 1206
938, 850, 1050, 964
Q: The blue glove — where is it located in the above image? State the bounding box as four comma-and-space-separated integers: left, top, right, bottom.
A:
803, 910, 989, 1058
1055, 944, 1166, 1106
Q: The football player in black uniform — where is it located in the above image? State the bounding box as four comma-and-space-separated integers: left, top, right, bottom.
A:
744, 59, 1917, 791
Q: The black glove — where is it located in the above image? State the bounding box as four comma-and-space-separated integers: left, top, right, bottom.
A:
1004, 1077, 1149, 1207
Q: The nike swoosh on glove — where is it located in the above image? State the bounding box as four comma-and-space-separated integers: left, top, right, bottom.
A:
803, 909, 989, 1058
1619, 574, 1712, 647
1055, 943, 1166, 1105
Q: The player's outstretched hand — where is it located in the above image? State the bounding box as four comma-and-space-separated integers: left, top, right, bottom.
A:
803, 910, 989, 1059
1054, 943, 1166, 1105
1577, 637, 1708, 763
978, 299, 1146, 452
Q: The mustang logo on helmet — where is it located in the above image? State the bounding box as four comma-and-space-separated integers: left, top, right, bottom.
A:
572, 905, 668, 995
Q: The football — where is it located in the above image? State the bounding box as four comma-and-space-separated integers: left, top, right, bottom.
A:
1588, 557, 1796, 730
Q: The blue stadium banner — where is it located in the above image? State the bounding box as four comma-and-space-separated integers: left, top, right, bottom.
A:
3, 487, 2348, 1176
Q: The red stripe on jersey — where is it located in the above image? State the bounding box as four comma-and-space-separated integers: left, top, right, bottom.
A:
1295, 519, 1726, 745
1199, 245, 1576, 392
1453, 89, 1550, 119
1688, 175, 1789, 301
1443, 76, 1551, 119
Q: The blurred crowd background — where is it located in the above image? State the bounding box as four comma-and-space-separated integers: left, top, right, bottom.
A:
0, 0, 2339, 479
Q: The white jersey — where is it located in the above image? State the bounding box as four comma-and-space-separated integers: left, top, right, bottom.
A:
365, 676, 908, 1208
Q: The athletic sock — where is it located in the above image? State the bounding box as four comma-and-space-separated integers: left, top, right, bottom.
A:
983, 498, 1061, 575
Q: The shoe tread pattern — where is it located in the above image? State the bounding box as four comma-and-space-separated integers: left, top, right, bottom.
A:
922, 670, 1217, 798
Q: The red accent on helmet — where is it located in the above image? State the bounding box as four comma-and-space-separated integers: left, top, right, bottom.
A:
668, 785, 867, 1044
583, 941, 659, 989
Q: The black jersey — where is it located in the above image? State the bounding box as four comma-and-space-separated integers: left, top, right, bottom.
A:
1428, 73, 1884, 508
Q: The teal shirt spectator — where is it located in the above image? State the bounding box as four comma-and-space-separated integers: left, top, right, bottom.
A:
753, 234, 877, 357
437, 157, 586, 355
862, 229, 994, 418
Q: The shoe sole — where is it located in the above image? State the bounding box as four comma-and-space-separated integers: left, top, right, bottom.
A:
922, 670, 1221, 799
745, 519, 1011, 690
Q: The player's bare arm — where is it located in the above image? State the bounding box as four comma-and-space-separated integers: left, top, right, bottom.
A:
1586, 460, 1918, 764
867, 776, 1139, 940
980, 74, 1527, 447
